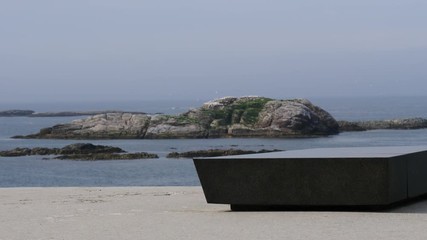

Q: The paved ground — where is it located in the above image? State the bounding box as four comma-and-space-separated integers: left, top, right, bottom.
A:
1, 187, 427, 240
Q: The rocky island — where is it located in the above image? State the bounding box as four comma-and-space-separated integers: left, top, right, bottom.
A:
14, 96, 340, 139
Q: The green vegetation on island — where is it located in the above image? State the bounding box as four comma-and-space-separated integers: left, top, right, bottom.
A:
14, 96, 339, 139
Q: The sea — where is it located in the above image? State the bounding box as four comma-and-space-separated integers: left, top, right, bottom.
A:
1, 96, 427, 187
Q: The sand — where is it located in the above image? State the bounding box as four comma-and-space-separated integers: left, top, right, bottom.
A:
1, 187, 427, 240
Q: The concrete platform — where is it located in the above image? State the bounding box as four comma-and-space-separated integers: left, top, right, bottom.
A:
2, 187, 427, 240
193, 146, 427, 210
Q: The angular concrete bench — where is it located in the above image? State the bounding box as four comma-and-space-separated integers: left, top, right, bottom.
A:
193, 146, 427, 210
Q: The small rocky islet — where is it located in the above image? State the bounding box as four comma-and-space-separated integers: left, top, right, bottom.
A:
11, 96, 427, 140
13, 96, 340, 139
6, 96, 427, 139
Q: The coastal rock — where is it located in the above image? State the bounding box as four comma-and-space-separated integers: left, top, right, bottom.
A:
15, 96, 340, 139
144, 115, 208, 138
31, 113, 152, 139
255, 99, 338, 136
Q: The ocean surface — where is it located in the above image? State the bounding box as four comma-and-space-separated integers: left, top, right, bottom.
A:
1, 96, 427, 187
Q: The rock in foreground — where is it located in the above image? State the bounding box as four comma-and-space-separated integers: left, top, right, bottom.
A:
0, 143, 158, 160
16, 96, 339, 139
0, 110, 35, 117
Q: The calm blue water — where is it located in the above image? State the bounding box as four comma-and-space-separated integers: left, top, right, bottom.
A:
1, 96, 427, 187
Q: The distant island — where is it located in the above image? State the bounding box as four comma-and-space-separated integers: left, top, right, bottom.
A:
0, 110, 147, 117
9, 96, 427, 140
0, 110, 35, 117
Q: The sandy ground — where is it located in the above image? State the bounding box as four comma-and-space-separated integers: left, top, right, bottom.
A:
1, 187, 427, 240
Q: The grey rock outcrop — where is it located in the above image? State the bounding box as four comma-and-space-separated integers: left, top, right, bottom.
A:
15, 96, 340, 139
27, 113, 152, 139
255, 99, 338, 137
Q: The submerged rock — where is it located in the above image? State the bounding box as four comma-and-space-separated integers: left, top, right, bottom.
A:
15, 96, 340, 139
166, 149, 282, 158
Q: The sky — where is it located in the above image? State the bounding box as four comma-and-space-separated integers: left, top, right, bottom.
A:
1, 0, 427, 103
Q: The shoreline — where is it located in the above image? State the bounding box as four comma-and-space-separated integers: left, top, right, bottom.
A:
1, 186, 427, 239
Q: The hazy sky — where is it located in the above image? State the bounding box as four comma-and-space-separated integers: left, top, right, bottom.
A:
1, 0, 427, 103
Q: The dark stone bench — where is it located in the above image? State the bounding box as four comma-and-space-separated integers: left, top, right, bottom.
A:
193, 146, 427, 210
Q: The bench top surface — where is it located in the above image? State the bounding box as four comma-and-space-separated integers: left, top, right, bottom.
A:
198, 146, 427, 160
